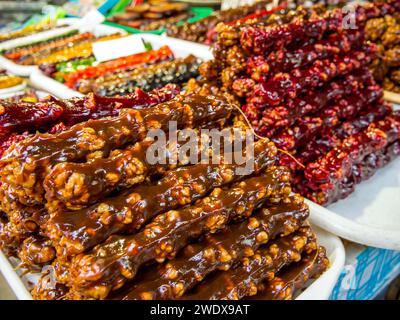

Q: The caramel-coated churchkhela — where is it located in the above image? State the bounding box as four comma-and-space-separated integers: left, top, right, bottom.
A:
0, 213, 21, 256
0, 186, 46, 235
183, 226, 317, 300
45, 138, 278, 256
18, 236, 56, 270
68, 170, 291, 299
113, 195, 308, 300
44, 127, 251, 211
251, 246, 329, 300
0, 93, 234, 207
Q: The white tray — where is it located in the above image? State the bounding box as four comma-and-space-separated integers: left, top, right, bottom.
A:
0, 18, 125, 77
0, 222, 344, 300
30, 33, 213, 99
307, 104, 400, 251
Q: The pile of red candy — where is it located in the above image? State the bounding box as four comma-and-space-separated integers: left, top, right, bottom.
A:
201, 0, 400, 205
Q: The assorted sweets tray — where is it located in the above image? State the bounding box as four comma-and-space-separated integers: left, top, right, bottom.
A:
30, 33, 211, 99
0, 17, 126, 76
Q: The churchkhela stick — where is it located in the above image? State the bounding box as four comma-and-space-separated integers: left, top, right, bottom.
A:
304, 112, 400, 190
3, 30, 86, 61
245, 31, 364, 82
248, 47, 376, 108
318, 85, 383, 127
0, 23, 59, 44
0, 93, 234, 206
289, 103, 393, 168
67, 170, 291, 299
35, 34, 123, 65
113, 195, 308, 300
18, 235, 56, 270
243, 69, 374, 136
250, 246, 329, 300
210, 5, 330, 67
64, 46, 174, 89
0, 84, 180, 143
32, 267, 69, 300
272, 117, 324, 152
84, 55, 201, 96
239, 2, 398, 56
183, 226, 317, 300
271, 85, 384, 151
43, 132, 198, 211
43, 126, 261, 211
39, 56, 96, 79
45, 138, 278, 256
302, 139, 400, 205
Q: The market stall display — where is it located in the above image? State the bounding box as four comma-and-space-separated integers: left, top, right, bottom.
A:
0, 0, 399, 302
201, 0, 400, 206
0, 17, 125, 76
0, 88, 332, 300
32, 33, 212, 98
38, 45, 201, 95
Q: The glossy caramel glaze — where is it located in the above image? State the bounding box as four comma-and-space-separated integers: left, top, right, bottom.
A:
45, 139, 278, 257
112, 195, 309, 300
67, 170, 291, 299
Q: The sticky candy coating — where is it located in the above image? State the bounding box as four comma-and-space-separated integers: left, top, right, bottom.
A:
182, 226, 317, 300
250, 246, 329, 300
45, 138, 278, 256
0, 93, 233, 207
67, 170, 291, 299
113, 195, 309, 300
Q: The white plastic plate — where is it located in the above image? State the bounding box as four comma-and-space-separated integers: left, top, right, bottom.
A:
30, 33, 213, 99
307, 104, 400, 251
0, 222, 344, 300
0, 18, 125, 77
